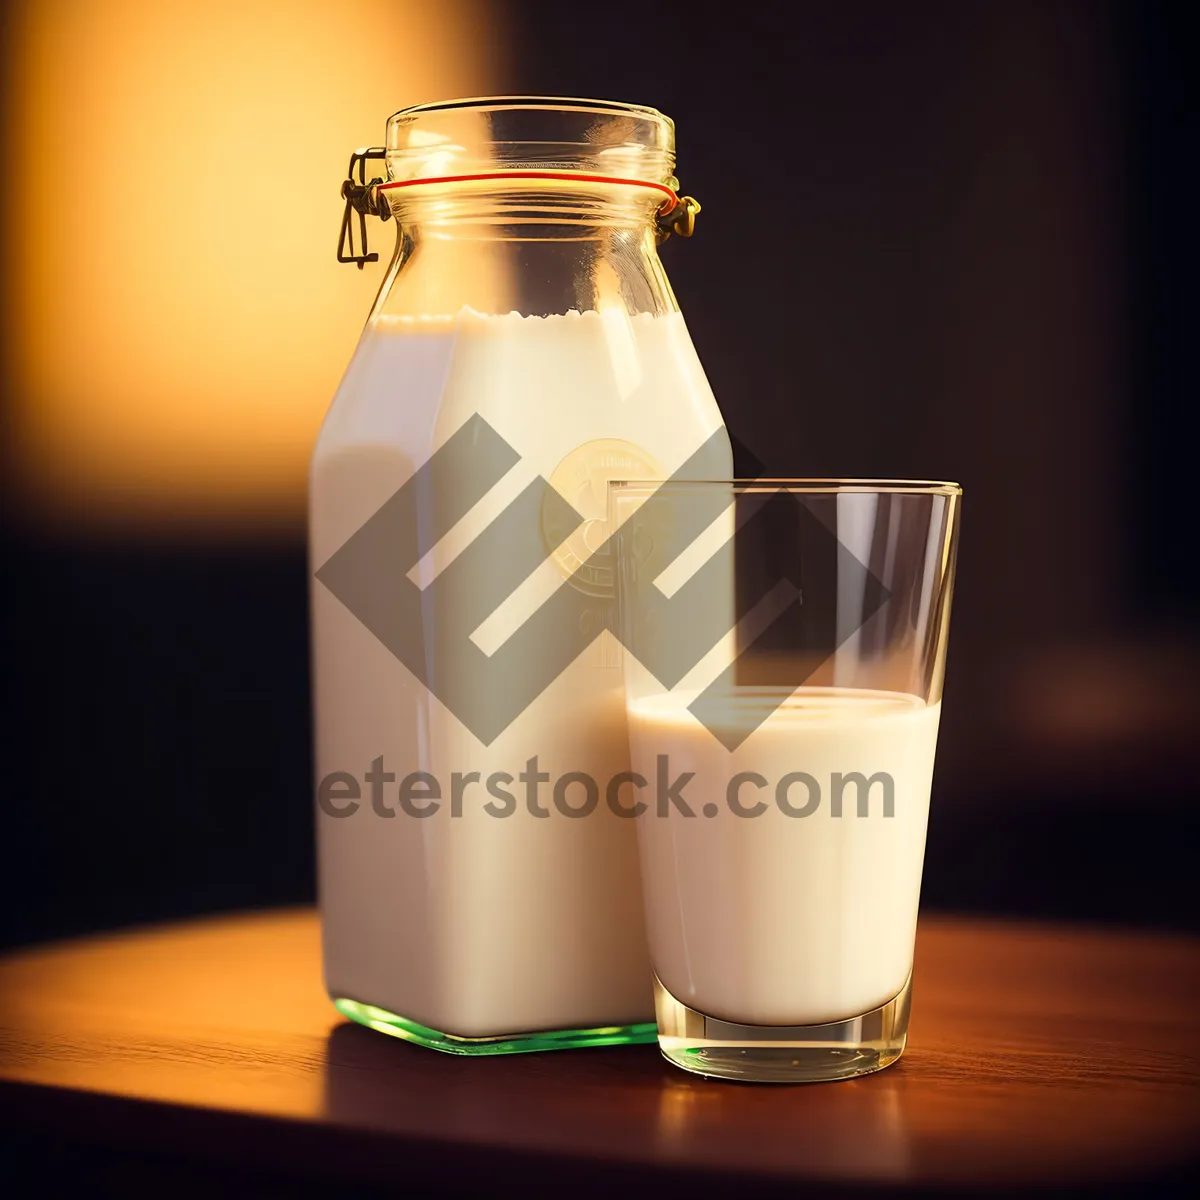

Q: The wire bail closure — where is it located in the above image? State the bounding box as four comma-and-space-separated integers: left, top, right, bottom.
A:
336, 152, 699, 266
337, 147, 392, 269
655, 194, 701, 243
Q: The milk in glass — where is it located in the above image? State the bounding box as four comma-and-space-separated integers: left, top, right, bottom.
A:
628, 688, 940, 1026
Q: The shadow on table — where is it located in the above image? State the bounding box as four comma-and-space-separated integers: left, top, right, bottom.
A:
320, 1014, 1200, 1197
322, 1020, 912, 1194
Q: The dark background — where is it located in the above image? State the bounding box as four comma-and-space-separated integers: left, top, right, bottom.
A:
2, 0, 1196, 953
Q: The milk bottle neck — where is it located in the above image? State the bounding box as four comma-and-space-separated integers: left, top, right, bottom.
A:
370, 187, 681, 320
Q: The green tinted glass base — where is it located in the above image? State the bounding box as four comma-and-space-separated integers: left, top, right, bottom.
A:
334, 997, 658, 1056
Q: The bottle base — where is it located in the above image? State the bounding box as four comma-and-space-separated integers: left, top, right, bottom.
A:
333, 997, 658, 1055
653, 973, 912, 1083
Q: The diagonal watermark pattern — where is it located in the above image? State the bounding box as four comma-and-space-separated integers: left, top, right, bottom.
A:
316, 417, 890, 746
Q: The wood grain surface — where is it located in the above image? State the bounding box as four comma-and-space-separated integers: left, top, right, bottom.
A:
1, 909, 1197, 1195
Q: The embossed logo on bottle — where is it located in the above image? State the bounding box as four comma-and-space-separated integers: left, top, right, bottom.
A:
542, 439, 662, 598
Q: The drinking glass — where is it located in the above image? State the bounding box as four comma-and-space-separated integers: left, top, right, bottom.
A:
610, 479, 961, 1082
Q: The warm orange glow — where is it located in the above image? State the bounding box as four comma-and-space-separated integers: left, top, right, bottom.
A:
4, 0, 500, 535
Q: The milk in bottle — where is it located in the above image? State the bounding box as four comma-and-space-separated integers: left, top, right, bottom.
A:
309, 98, 732, 1049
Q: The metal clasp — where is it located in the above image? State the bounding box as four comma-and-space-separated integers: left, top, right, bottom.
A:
655, 195, 701, 243
337, 147, 392, 268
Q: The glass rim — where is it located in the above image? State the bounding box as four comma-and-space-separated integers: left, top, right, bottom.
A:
388, 95, 671, 125
609, 478, 962, 496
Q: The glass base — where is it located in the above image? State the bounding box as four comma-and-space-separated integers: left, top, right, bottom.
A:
653, 973, 912, 1083
334, 997, 658, 1056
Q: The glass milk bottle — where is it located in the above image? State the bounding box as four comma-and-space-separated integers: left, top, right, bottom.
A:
310, 97, 732, 1053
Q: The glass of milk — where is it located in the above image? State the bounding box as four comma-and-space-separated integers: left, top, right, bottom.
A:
610, 479, 962, 1081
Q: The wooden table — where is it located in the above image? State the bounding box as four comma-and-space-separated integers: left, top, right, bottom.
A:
1, 909, 1197, 1195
